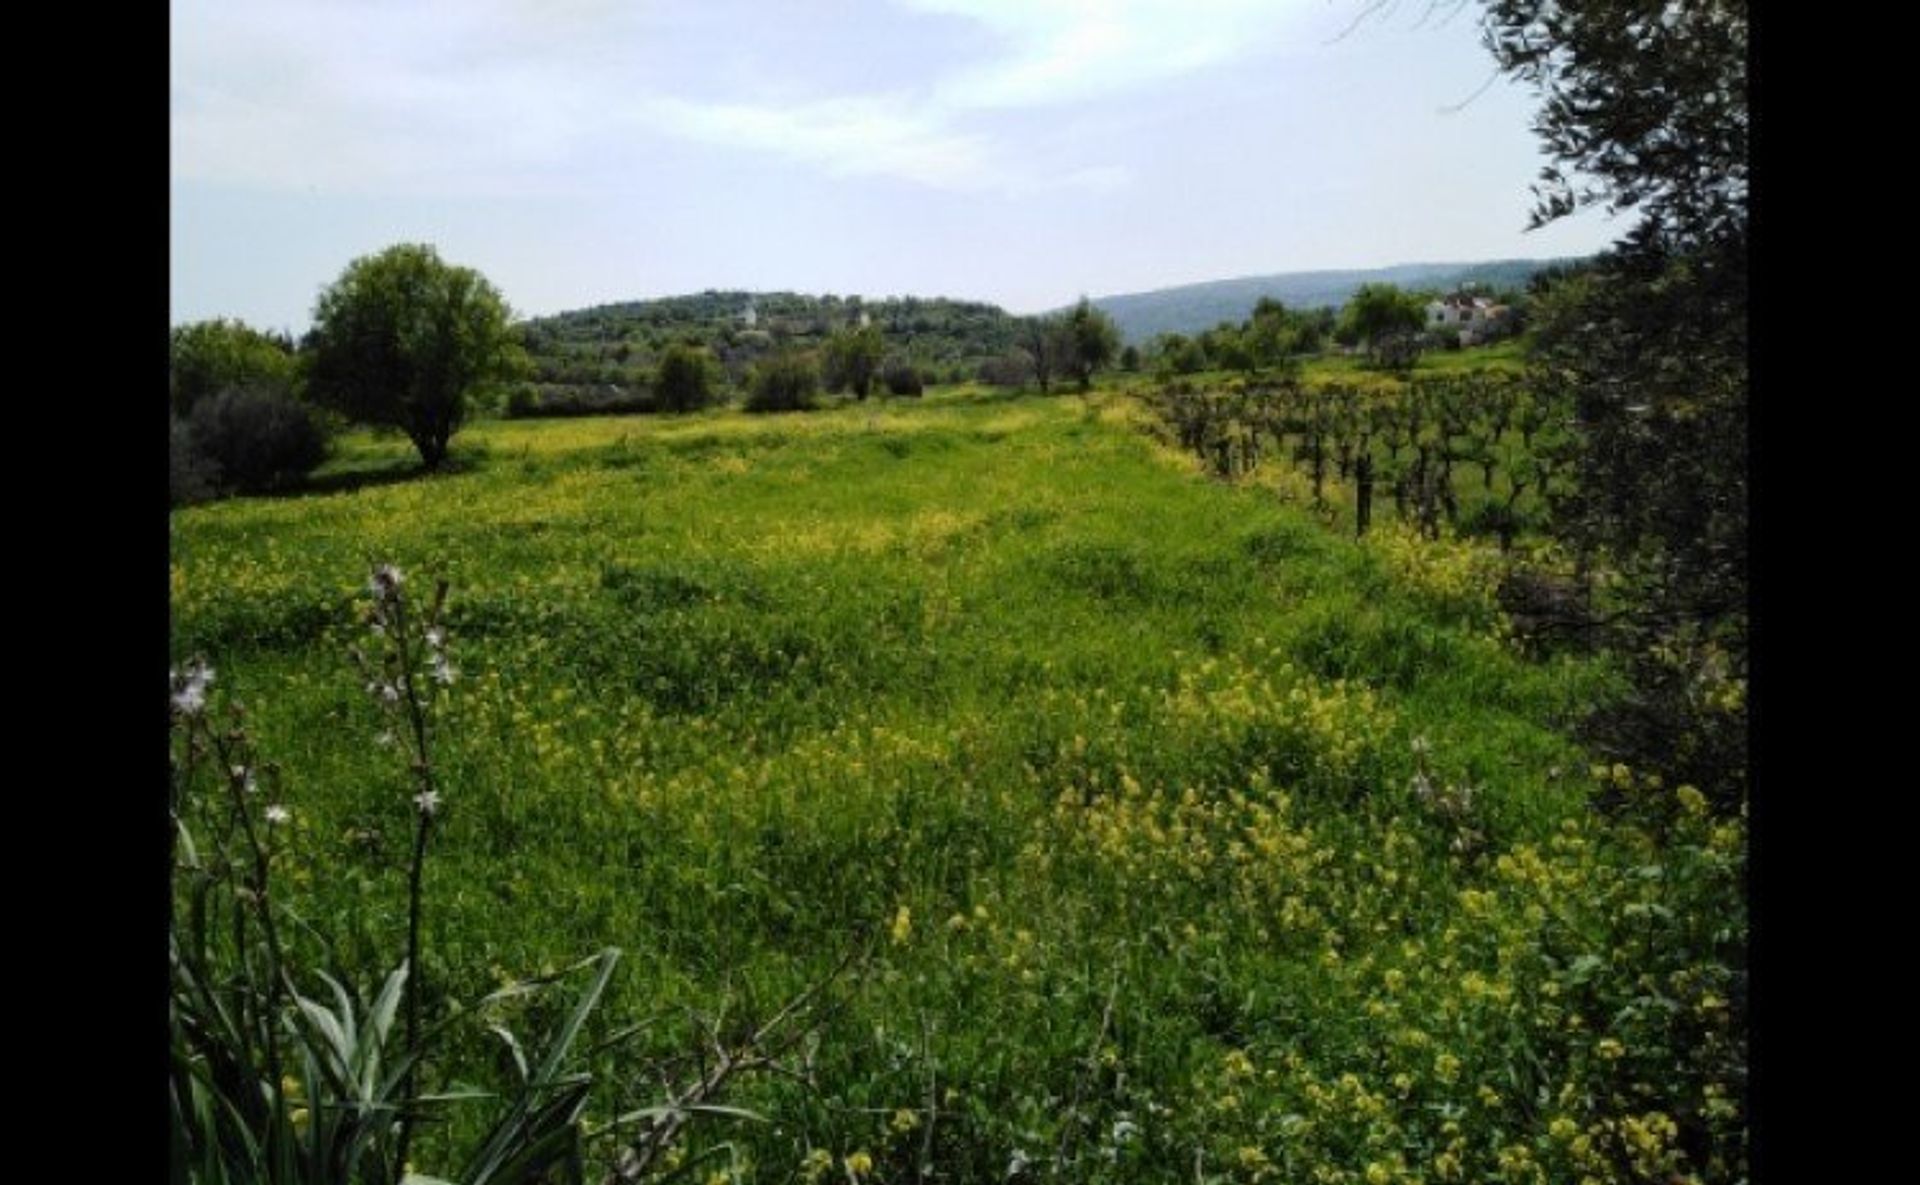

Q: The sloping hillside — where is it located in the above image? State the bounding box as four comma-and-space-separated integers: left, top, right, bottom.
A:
1085, 257, 1587, 342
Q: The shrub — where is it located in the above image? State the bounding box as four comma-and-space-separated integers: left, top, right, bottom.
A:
882, 357, 924, 397
170, 417, 222, 507
505, 383, 541, 417
186, 387, 330, 493
745, 351, 821, 413
655, 342, 718, 412
170, 318, 298, 417
1371, 330, 1423, 372
978, 350, 1034, 388
524, 383, 658, 417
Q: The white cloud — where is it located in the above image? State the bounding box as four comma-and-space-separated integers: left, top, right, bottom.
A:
898, 0, 1303, 109
171, 0, 1309, 196
642, 95, 996, 190
640, 94, 1132, 195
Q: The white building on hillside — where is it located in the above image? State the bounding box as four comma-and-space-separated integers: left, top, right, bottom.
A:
1425, 293, 1512, 346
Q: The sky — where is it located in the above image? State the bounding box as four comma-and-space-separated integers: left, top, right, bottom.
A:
171, 0, 1622, 335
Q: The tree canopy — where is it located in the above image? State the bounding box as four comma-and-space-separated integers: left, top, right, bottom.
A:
654, 342, 717, 413
823, 323, 885, 400
1470, 0, 1749, 802
1478, 0, 1747, 248
1063, 298, 1120, 391
1338, 283, 1427, 365
169, 318, 298, 416
304, 244, 522, 469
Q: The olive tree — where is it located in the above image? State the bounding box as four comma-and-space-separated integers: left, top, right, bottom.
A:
304, 244, 522, 469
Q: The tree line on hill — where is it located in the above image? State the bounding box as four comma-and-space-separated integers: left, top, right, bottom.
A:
170, 258, 1543, 508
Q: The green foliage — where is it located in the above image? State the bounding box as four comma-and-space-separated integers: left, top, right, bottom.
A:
173, 389, 1740, 1182
522, 292, 1021, 413
822, 324, 885, 400
654, 342, 718, 413
1019, 314, 1075, 394
1063, 297, 1121, 391
172, 416, 224, 507
171, 318, 299, 417
504, 385, 540, 419
1478, 0, 1747, 240
1339, 283, 1428, 367
1088, 259, 1584, 343
881, 357, 923, 397
977, 349, 1035, 388
1152, 333, 1206, 378
305, 244, 524, 469
1469, 0, 1748, 807
745, 350, 821, 413
185, 386, 332, 495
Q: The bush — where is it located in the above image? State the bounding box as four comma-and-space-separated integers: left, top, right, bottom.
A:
882, 358, 924, 397
170, 318, 298, 417
1371, 330, 1423, 372
186, 387, 330, 494
522, 383, 658, 417
170, 417, 222, 507
978, 350, 1035, 388
745, 351, 821, 413
505, 384, 540, 417
655, 343, 718, 412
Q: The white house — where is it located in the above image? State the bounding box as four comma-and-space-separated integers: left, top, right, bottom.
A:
741, 300, 758, 328
1425, 293, 1512, 346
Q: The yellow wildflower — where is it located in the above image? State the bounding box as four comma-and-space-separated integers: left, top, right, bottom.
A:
800, 1148, 833, 1182
890, 905, 912, 945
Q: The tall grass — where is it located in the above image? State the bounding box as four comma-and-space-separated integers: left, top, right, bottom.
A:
171, 386, 1744, 1182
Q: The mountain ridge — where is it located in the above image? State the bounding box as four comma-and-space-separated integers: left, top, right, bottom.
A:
1064, 256, 1590, 343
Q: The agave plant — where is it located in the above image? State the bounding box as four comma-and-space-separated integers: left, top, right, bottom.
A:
168, 570, 635, 1185
167, 567, 840, 1184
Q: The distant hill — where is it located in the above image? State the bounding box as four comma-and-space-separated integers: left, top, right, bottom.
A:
519, 291, 1024, 399
513, 261, 1587, 411
1079, 258, 1591, 344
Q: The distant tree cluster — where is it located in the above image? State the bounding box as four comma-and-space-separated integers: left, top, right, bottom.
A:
978, 298, 1120, 393
169, 319, 330, 504
520, 291, 1022, 408
1146, 298, 1334, 379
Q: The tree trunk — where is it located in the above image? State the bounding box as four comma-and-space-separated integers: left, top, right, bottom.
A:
1355, 451, 1374, 537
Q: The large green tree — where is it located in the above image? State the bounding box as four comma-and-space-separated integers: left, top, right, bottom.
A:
1477, 0, 1747, 244
304, 244, 523, 469
1468, 0, 1748, 802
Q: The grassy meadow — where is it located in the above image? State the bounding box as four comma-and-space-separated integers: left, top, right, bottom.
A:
171, 382, 1744, 1183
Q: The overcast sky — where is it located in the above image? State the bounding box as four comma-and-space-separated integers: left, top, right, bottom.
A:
172, 0, 1621, 334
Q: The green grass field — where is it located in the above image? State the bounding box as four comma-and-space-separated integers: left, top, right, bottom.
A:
171, 384, 1743, 1183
